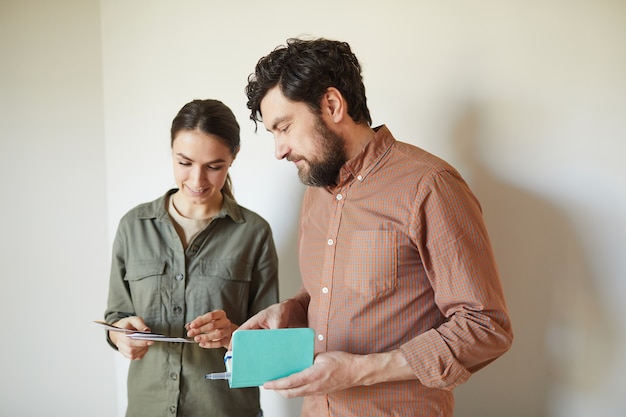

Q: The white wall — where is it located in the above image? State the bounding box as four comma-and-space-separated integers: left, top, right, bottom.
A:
2, 1, 624, 416
0, 1, 117, 416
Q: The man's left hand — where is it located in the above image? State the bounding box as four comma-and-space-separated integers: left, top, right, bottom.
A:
263, 351, 363, 397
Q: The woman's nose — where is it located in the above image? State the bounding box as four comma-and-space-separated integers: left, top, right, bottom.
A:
190, 165, 204, 184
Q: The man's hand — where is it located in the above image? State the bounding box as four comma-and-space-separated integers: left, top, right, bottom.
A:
263, 349, 416, 398
237, 300, 292, 331
186, 310, 235, 349
239, 290, 310, 332
264, 351, 366, 397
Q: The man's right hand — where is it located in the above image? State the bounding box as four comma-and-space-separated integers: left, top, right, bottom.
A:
238, 300, 293, 331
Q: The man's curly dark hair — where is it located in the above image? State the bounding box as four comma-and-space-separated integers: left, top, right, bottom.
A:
245, 38, 372, 129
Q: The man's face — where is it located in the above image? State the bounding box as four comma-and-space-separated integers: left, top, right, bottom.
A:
260, 86, 346, 187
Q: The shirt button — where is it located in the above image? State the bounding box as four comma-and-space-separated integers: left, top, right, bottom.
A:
169, 405, 177, 414
318, 334, 324, 341
322, 287, 329, 294
175, 273, 184, 281
170, 372, 178, 380
327, 239, 334, 246
173, 306, 183, 314
357, 175, 363, 181
336, 193, 343, 200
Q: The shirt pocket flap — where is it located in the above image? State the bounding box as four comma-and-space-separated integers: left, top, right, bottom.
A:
200, 260, 252, 282
124, 260, 167, 282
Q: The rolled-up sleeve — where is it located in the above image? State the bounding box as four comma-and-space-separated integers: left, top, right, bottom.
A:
400, 169, 513, 390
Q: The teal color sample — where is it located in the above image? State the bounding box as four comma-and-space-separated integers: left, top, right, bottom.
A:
228, 328, 315, 388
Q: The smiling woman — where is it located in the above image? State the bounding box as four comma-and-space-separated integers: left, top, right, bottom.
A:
171, 129, 233, 218
103, 99, 279, 417
170, 100, 240, 205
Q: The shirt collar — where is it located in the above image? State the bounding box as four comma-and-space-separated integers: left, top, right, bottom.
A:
217, 193, 244, 223
138, 189, 244, 224
332, 124, 395, 190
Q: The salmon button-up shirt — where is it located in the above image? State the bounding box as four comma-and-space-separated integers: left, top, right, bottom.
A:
298, 125, 513, 417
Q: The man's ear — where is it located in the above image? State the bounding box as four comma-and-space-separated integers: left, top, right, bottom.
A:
323, 87, 346, 124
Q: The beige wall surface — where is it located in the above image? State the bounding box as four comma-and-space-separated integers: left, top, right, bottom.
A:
2, 1, 625, 416
0, 1, 116, 416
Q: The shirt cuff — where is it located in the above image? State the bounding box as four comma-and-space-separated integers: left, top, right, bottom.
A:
399, 329, 471, 390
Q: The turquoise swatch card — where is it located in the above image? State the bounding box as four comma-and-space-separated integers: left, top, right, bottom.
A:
226, 328, 314, 388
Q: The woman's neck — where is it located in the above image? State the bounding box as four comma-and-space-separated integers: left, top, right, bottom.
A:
171, 191, 222, 220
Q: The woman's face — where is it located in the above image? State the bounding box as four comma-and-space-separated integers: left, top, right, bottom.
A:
171, 129, 235, 210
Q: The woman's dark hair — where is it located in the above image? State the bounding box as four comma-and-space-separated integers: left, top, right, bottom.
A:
245, 38, 372, 129
170, 99, 240, 199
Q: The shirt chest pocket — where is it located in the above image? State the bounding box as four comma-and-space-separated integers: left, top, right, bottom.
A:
124, 260, 167, 320
343, 230, 398, 297
189, 260, 253, 324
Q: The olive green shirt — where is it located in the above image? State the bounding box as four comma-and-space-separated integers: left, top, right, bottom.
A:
105, 189, 279, 417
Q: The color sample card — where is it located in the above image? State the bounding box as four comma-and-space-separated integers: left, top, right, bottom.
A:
227, 328, 315, 388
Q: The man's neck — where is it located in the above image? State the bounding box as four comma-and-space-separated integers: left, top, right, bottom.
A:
343, 122, 376, 160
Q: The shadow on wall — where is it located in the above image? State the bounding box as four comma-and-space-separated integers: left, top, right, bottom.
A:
449, 106, 615, 417
276, 185, 306, 302
260, 185, 305, 417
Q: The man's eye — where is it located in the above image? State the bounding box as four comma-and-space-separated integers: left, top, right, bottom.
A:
178, 161, 191, 166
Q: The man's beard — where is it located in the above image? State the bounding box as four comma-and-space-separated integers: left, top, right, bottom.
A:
297, 116, 347, 187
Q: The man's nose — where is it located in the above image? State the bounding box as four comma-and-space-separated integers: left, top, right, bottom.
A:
274, 136, 289, 160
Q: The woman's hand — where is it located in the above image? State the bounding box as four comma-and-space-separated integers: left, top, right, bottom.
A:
186, 310, 236, 349
109, 316, 154, 360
